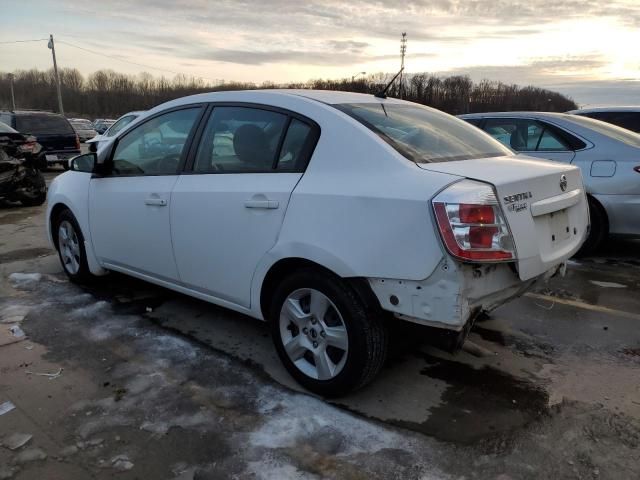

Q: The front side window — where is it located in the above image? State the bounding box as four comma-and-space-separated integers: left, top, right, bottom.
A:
483, 118, 569, 152
334, 103, 512, 163
107, 115, 137, 137
194, 107, 288, 172
111, 107, 200, 176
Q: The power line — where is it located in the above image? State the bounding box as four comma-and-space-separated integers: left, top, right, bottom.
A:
56, 38, 219, 84
0, 38, 49, 45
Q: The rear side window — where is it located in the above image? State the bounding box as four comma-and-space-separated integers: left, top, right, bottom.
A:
335, 103, 512, 163
194, 107, 288, 173
277, 119, 314, 171
16, 114, 74, 135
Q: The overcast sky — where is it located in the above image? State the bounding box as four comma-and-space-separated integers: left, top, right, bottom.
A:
2, 0, 639, 106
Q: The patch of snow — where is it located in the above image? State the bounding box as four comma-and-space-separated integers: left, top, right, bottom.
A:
0, 401, 16, 416
1, 433, 32, 450
71, 301, 109, 318
0, 304, 32, 324
589, 280, 627, 288
245, 459, 314, 480
251, 386, 414, 456
8, 273, 42, 287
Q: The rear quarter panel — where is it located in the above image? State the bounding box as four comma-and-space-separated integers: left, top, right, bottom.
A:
249, 99, 462, 315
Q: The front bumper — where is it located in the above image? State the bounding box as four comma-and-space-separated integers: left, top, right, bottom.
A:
368, 259, 565, 331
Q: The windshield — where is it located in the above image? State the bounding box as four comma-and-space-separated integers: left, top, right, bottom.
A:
335, 103, 512, 163
0, 121, 17, 133
567, 114, 640, 147
106, 115, 137, 137
16, 114, 74, 135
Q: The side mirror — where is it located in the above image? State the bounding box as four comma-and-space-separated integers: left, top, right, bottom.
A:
69, 153, 97, 173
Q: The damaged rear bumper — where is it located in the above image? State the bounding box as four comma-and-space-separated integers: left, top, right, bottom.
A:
368, 258, 565, 332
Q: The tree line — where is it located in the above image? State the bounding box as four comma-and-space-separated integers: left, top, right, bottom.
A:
0, 68, 577, 119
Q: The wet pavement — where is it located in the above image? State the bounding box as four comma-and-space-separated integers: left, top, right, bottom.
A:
1, 170, 639, 479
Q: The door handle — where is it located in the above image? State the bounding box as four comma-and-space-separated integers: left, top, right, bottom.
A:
244, 199, 279, 209
145, 197, 167, 206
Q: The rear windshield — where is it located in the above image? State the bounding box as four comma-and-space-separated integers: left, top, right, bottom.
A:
16, 114, 74, 135
334, 103, 512, 163
567, 114, 640, 147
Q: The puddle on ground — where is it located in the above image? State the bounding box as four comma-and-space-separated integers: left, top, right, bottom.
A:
387, 353, 549, 445
472, 326, 555, 359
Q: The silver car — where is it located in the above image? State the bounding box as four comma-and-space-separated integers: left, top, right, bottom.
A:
69, 118, 97, 142
459, 112, 640, 253
87, 111, 144, 151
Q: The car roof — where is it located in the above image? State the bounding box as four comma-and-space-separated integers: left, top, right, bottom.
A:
152, 89, 406, 113
567, 106, 640, 114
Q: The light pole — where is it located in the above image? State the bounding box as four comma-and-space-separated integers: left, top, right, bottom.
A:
47, 34, 64, 115
351, 71, 366, 82
8, 73, 16, 111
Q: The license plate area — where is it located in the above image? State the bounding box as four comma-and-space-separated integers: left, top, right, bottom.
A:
45, 154, 58, 161
549, 209, 570, 243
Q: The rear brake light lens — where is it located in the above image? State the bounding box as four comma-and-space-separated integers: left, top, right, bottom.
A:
75, 134, 81, 150
433, 180, 516, 262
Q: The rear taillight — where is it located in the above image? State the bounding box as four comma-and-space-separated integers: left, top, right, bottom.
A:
75, 134, 81, 150
433, 180, 516, 262
18, 135, 38, 154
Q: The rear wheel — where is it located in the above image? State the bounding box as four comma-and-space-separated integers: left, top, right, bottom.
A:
270, 269, 388, 397
54, 209, 95, 283
20, 191, 46, 207
576, 196, 608, 256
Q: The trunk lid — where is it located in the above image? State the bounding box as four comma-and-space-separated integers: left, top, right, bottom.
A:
419, 155, 589, 280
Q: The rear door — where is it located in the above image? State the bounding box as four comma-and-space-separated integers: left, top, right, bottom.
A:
482, 118, 576, 164
170, 105, 319, 307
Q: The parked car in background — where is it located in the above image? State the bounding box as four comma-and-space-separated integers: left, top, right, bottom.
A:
87, 111, 144, 151
567, 107, 640, 133
69, 118, 98, 142
0, 110, 81, 170
94, 119, 116, 134
0, 121, 47, 206
47, 90, 588, 396
460, 112, 640, 253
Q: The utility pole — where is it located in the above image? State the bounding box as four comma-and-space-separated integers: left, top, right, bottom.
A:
8, 73, 16, 111
399, 32, 407, 99
47, 34, 64, 115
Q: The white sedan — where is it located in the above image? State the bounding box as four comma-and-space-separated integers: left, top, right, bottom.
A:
47, 91, 588, 396
460, 112, 640, 253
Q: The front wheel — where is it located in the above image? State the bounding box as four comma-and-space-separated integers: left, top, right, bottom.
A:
270, 269, 388, 397
54, 209, 95, 283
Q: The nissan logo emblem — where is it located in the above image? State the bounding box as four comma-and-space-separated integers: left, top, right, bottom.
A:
559, 175, 567, 192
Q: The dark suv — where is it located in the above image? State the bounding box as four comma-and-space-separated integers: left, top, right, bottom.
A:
0, 111, 81, 169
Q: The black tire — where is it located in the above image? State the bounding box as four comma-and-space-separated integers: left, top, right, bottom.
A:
20, 191, 46, 207
576, 196, 608, 257
270, 268, 388, 397
53, 209, 95, 283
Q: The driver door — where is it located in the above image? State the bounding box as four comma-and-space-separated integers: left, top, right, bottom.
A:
89, 106, 203, 281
